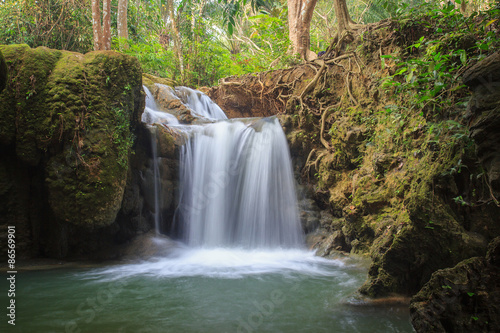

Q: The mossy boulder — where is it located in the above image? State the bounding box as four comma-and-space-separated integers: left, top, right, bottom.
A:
0, 45, 144, 229
0, 45, 61, 159
360, 204, 487, 297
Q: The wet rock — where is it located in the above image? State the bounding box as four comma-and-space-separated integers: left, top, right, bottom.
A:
299, 198, 321, 233
410, 237, 500, 332
360, 216, 487, 297
119, 231, 179, 260
307, 229, 347, 256
149, 83, 197, 124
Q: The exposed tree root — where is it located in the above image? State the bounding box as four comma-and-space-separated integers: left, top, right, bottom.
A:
300, 60, 326, 99
320, 104, 338, 150
345, 72, 359, 106
302, 148, 328, 180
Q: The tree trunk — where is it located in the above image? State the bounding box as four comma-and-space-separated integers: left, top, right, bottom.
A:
102, 0, 111, 50
167, 0, 184, 80
91, 0, 112, 51
91, 0, 103, 50
117, 0, 129, 49
334, 0, 357, 34
288, 0, 318, 61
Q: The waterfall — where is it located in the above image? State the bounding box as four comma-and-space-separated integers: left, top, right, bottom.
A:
142, 85, 303, 248
175, 118, 303, 248
142, 86, 179, 234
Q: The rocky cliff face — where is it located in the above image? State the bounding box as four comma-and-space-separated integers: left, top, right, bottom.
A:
0, 45, 151, 258
408, 51, 500, 333
463, 51, 500, 205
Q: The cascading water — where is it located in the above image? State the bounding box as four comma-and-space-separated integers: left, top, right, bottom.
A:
175, 86, 227, 120
142, 86, 179, 234
142, 85, 180, 125
175, 118, 303, 248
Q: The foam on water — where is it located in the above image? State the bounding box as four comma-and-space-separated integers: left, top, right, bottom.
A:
81, 246, 350, 280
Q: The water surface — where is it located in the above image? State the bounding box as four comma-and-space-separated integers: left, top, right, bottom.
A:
5, 247, 413, 333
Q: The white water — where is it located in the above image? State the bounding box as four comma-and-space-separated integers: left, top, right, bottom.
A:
175, 86, 227, 120
174, 118, 303, 248
142, 85, 180, 125
90, 246, 349, 279
139, 84, 311, 276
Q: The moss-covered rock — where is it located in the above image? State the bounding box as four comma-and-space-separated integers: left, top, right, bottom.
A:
142, 73, 175, 93
0, 45, 62, 159
463, 51, 500, 203
43, 50, 143, 227
410, 237, 500, 332
360, 205, 487, 296
0, 45, 144, 238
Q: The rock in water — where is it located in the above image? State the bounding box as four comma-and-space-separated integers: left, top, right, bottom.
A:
0, 45, 144, 258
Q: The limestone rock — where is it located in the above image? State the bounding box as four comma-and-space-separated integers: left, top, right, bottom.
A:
410, 237, 500, 332
0, 45, 144, 257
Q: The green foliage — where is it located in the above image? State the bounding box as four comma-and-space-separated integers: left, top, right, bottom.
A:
1, 0, 497, 90
217, 0, 272, 35
0, 0, 93, 53
115, 39, 176, 79
381, 5, 500, 116
184, 39, 259, 86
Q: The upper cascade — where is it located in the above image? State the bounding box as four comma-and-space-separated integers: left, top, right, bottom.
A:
142, 85, 180, 125
141, 85, 227, 124
175, 86, 228, 120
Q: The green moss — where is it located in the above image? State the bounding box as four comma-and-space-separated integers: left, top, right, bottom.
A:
0, 45, 61, 154
0, 45, 143, 228
45, 50, 143, 227
142, 73, 175, 92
